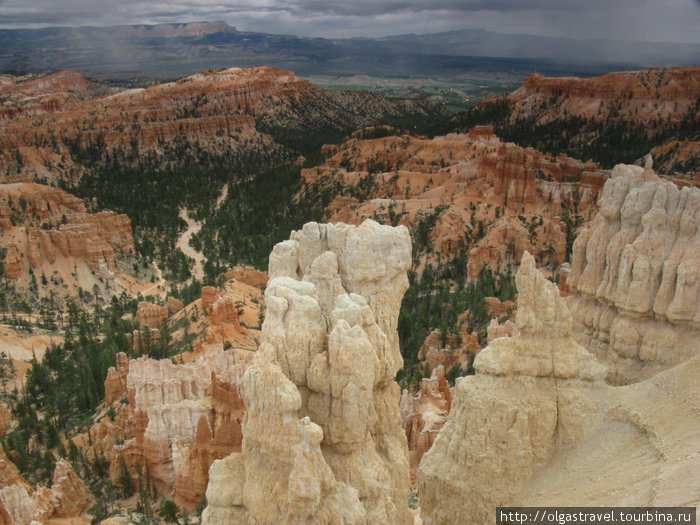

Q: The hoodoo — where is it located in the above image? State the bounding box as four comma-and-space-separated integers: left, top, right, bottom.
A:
418, 165, 700, 524
202, 219, 413, 525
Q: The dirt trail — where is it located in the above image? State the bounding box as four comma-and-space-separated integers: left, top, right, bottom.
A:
176, 184, 228, 281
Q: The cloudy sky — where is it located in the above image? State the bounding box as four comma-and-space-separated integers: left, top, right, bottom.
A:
0, 0, 699, 43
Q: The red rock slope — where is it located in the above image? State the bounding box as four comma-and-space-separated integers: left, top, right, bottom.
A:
302, 126, 607, 278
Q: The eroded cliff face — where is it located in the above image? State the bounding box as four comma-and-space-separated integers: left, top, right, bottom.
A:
477, 67, 700, 177
203, 219, 413, 525
0, 182, 135, 293
400, 365, 451, 488
0, 67, 441, 181
568, 164, 700, 384
418, 252, 607, 525
303, 127, 606, 277
418, 193, 700, 522
0, 451, 93, 525
508, 69, 700, 127
87, 332, 252, 511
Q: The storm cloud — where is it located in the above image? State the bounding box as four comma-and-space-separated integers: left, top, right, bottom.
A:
0, 0, 698, 43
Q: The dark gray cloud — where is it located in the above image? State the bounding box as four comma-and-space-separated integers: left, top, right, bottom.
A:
0, 0, 698, 43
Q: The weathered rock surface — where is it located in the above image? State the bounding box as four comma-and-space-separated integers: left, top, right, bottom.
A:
568, 164, 700, 384
0, 67, 441, 181
303, 127, 606, 277
222, 265, 269, 290
104, 352, 129, 404
417, 328, 479, 376
0, 454, 92, 525
0, 182, 134, 291
86, 344, 250, 510
478, 67, 700, 177
418, 252, 607, 524
419, 244, 700, 523
203, 219, 413, 525
135, 301, 168, 330
486, 318, 519, 342
125, 348, 247, 499
400, 365, 451, 488
49, 459, 94, 518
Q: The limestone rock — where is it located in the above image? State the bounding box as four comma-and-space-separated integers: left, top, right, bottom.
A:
417, 329, 475, 375
223, 265, 269, 290
201, 286, 220, 315
499, 68, 700, 176
418, 251, 606, 525
0, 182, 135, 290
2, 245, 21, 280
202, 219, 412, 525
87, 346, 250, 507
0, 457, 91, 524
302, 128, 606, 279
486, 318, 519, 343
0, 486, 39, 525
568, 164, 700, 383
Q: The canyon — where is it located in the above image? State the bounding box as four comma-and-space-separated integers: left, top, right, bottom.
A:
0, 62, 698, 525
0, 67, 441, 182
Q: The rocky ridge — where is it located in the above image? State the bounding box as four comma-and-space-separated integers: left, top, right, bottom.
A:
568, 163, 700, 384
0, 182, 135, 294
88, 345, 249, 511
508, 69, 700, 127
0, 67, 441, 181
203, 219, 413, 524
0, 449, 93, 525
473, 67, 700, 176
303, 126, 606, 277
88, 273, 265, 509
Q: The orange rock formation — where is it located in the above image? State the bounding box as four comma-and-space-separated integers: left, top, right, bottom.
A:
303, 127, 607, 277
0, 183, 134, 292
90, 345, 250, 511
489, 67, 700, 177
400, 365, 452, 487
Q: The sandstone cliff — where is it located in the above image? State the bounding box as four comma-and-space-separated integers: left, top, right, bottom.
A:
508, 69, 700, 127
400, 365, 451, 488
418, 252, 607, 524
473, 67, 700, 176
303, 127, 606, 277
113, 347, 248, 506
0, 182, 135, 294
568, 164, 700, 384
89, 272, 266, 511
0, 67, 441, 181
203, 219, 413, 525
419, 238, 700, 523
0, 453, 93, 525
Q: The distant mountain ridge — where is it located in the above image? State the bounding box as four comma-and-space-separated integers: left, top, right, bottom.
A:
0, 21, 697, 81
455, 67, 700, 175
